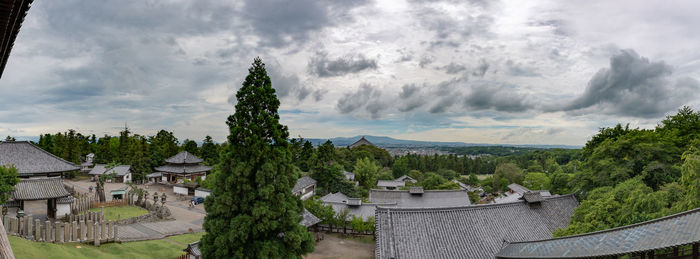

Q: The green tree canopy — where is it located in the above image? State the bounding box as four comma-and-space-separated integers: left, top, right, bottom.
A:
201, 58, 313, 258
0, 166, 19, 205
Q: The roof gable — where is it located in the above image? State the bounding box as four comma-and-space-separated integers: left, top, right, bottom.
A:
348, 136, 374, 148
293, 176, 316, 193
0, 141, 80, 175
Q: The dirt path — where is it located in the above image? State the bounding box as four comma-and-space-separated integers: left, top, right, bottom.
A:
304, 234, 375, 259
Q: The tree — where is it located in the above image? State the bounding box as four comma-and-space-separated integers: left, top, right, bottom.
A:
0, 165, 19, 206
422, 173, 446, 190
200, 136, 218, 165
523, 172, 551, 190
95, 163, 117, 202
466, 173, 479, 186
354, 157, 379, 189
183, 139, 199, 156
201, 58, 313, 258
391, 157, 410, 178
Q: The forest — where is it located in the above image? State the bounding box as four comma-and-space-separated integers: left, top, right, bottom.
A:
21, 107, 700, 237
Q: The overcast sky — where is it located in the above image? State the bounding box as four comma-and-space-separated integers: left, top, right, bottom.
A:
2, 0, 699, 145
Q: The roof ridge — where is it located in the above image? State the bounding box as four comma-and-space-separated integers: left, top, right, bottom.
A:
376, 194, 576, 212
504, 206, 700, 245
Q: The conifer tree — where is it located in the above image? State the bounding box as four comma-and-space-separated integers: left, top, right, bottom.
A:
201, 57, 314, 258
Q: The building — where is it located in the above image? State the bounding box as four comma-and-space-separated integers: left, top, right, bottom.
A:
88, 164, 132, 183
80, 153, 94, 173
154, 151, 212, 183
320, 192, 382, 221
183, 241, 201, 259
395, 175, 417, 183
293, 176, 316, 200
343, 170, 355, 181
494, 183, 552, 203
376, 180, 405, 190
0, 141, 78, 219
375, 193, 578, 259
0, 141, 80, 178
496, 207, 700, 259
369, 188, 471, 207
320, 188, 472, 221
348, 136, 374, 148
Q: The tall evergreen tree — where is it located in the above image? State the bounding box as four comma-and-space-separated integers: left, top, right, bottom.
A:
183, 139, 199, 156
201, 58, 314, 258
200, 136, 218, 165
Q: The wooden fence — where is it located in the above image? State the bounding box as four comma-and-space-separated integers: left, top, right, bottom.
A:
92, 199, 128, 208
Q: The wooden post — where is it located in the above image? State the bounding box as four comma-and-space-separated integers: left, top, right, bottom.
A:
25, 215, 33, 240
34, 219, 41, 241
72, 221, 78, 242
57, 223, 64, 243
86, 220, 93, 241
45, 220, 53, 243
0, 206, 15, 259
93, 222, 100, 246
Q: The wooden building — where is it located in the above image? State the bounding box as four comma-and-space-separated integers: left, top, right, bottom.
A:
155, 151, 211, 183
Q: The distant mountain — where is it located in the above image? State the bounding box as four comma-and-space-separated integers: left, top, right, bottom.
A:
304, 135, 581, 149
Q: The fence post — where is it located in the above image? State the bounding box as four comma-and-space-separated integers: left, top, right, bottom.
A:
100, 221, 106, 240
44, 220, 52, 243
64, 221, 70, 242
86, 220, 93, 241
34, 219, 41, 241
25, 215, 33, 240
72, 221, 78, 242
114, 225, 119, 242
57, 223, 64, 243
108, 221, 113, 241
93, 222, 100, 246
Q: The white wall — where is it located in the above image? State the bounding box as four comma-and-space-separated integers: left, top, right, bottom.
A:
56, 204, 71, 219
195, 189, 211, 198
124, 173, 132, 183
161, 175, 167, 182
174, 185, 188, 195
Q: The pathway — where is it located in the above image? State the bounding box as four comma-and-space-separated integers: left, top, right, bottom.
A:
117, 220, 203, 242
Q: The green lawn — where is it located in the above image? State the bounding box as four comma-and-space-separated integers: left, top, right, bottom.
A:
166, 232, 205, 245
81, 206, 149, 221
9, 234, 194, 259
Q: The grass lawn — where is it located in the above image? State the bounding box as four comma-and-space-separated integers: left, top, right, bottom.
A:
9, 235, 194, 259
166, 232, 205, 245
81, 206, 149, 221
476, 174, 492, 180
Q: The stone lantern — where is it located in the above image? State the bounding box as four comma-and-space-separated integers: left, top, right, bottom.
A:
161, 193, 167, 206
153, 192, 159, 204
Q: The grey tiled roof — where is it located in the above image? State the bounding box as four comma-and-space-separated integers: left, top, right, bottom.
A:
521, 191, 543, 203
348, 136, 374, 148
56, 195, 74, 204
88, 164, 131, 176
395, 175, 417, 183
369, 189, 471, 207
377, 180, 405, 188
0, 141, 80, 176
146, 172, 162, 178
293, 176, 316, 193
496, 207, 700, 258
321, 192, 349, 203
166, 151, 203, 164
321, 192, 389, 220
343, 171, 355, 180
185, 241, 201, 257
375, 195, 579, 259
508, 183, 530, 194
12, 177, 71, 200
154, 164, 212, 174
301, 209, 321, 227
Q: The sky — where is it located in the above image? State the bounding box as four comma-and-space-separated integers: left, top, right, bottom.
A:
1, 0, 699, 146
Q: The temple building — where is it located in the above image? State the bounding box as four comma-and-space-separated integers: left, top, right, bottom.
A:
0, 141, 78, 219
348, 136, 374, 148
375, 193, 579, 259
154, 151, 211, 183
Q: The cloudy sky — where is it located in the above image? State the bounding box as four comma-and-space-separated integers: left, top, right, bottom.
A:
2, 0, 699, 146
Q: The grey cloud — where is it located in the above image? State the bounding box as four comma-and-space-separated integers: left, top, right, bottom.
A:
463, 82, 533, 112
308, 51, 378, 77
337, 83, 386, 119
419, 56, 434, 68
440, 62, 467, 74
472, 59, 489, 77
429, 95, 460, 113
398, 84, 426, 112
241, 0, 369, 48
506, 60, 540, 77
413, 3, 494, 48
560, 49, 699, 118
